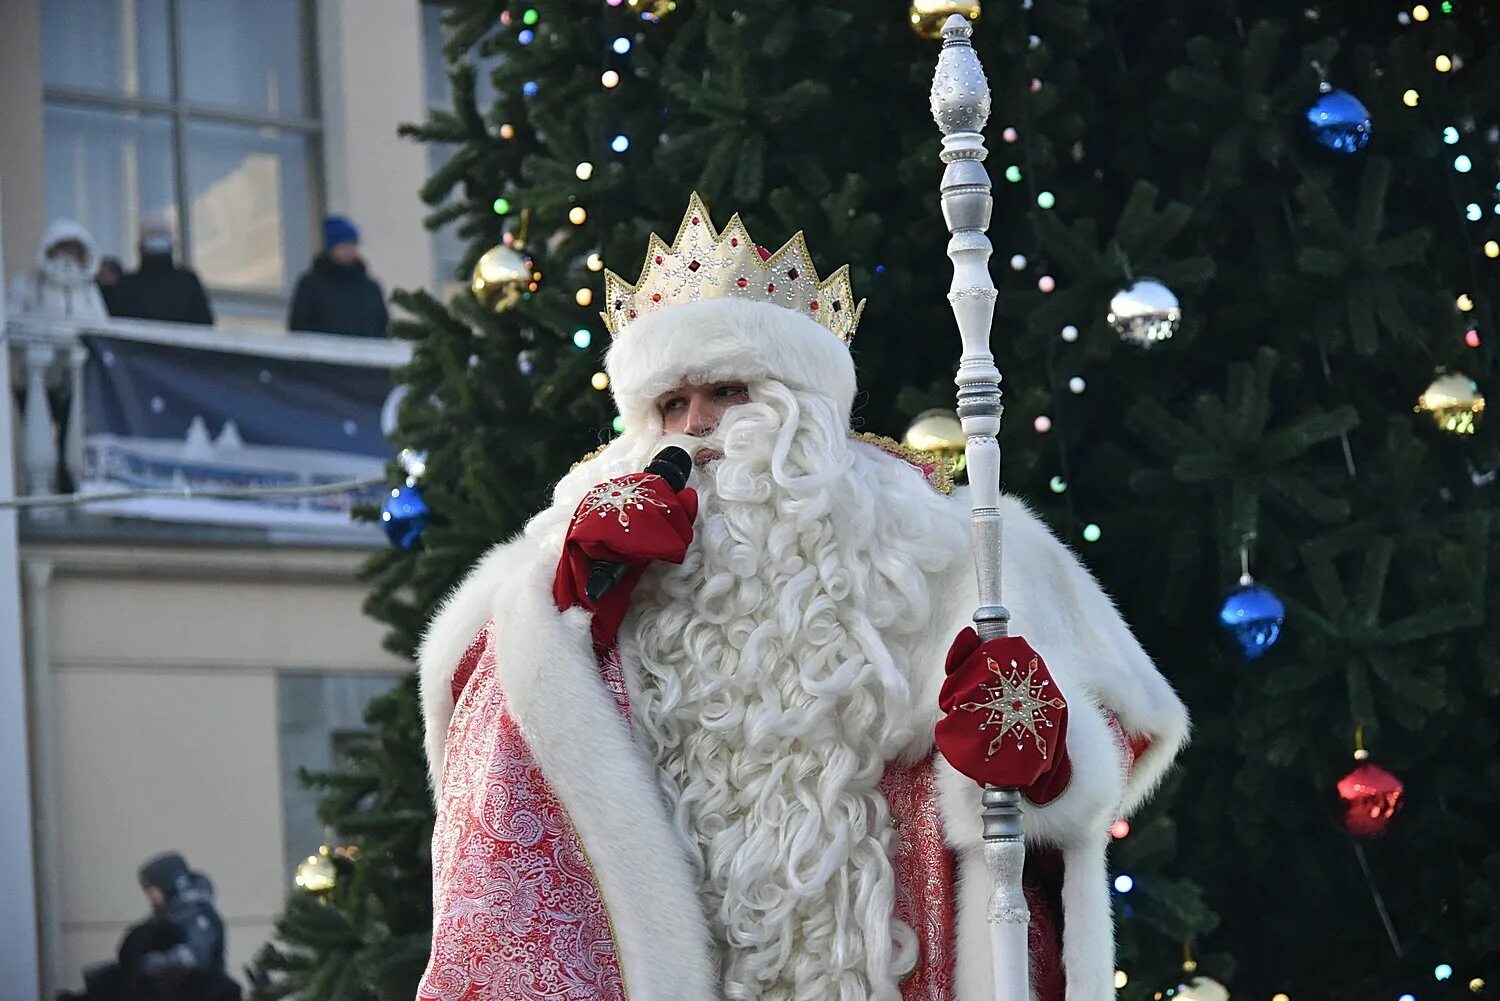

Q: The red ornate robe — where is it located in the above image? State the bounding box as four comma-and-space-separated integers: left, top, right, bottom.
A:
416, 439, 1190, 1001
419, 618, 1082, 1001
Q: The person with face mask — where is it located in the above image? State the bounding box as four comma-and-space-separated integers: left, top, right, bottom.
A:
8, 219, 110, 322
108, 216, 214, 326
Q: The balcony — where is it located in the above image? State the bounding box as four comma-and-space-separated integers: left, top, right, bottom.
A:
5, 314, 413, 545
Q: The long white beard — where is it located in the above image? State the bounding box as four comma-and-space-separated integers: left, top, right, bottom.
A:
625, 382, 968, 1001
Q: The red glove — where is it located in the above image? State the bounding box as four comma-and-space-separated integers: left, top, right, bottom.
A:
553, 472, 698, 650
935, 627, 1072, 805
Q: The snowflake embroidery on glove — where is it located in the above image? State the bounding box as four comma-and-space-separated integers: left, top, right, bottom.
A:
572, 475, 670, 532
958, 653, 1067, 760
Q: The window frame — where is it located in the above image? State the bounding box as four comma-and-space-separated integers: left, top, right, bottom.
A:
41, 0, 326, 308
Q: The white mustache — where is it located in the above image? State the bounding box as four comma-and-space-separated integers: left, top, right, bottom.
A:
653, 430, 725, 463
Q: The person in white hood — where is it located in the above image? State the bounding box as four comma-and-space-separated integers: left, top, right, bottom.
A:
9, 218, 110, 322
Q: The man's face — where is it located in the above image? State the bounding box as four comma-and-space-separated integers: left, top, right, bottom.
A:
328, 242, 359, 265
144, 885, 166, 910
656, 380, 750, 465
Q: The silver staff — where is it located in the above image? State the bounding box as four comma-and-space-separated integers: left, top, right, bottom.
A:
930, 15, 1029, 1001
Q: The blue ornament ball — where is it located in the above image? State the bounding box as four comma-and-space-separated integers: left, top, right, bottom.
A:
1218, 582, 1285, 659
1306, 89, 1372, 154
381, 484, 429, 550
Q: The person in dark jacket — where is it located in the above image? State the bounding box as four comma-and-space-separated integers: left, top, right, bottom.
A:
59, 852, 240, 1001
107, 217, 214, 326
287, 216, 389, 337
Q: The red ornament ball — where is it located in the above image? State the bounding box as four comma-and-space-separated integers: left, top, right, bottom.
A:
1336, 761, 1404, 837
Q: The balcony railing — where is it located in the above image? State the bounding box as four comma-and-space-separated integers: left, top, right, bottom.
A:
4, 315, 412, 540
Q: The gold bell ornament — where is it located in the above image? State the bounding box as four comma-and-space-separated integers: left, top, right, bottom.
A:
293, 846, 338, 895
904, 409, 968, 476
909, 0, 981, 40
1416, 370, 1485, 435
471, 243, 535, 313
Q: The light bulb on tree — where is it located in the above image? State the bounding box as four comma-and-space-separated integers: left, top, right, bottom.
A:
601, 70, 621, 88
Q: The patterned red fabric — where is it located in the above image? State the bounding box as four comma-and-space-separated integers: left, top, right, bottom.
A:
418, 620, 626, 1001
936, 628, 1072, 803
881, 758, 957, 1001
552, 472, 698, 650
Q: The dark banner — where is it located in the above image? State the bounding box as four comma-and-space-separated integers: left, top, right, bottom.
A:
79, 334, 396, 530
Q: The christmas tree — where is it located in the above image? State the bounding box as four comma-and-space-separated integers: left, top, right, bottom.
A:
253, 1, 1499, 999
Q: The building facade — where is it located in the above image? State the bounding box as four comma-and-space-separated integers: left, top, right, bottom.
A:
0, 3, 456, 999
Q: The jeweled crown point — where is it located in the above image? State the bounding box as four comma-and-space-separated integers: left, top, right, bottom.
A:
600, 192, 864, 344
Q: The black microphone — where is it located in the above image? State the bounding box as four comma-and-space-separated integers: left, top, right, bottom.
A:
584, 446, 693, 603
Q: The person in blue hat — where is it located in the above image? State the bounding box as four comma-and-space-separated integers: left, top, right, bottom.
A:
287, 215, 389, 337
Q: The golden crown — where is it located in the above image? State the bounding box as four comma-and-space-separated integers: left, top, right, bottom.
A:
601, 193, 864, 343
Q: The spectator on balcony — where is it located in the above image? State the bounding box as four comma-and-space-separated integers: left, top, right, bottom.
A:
97, 256, 124, 292
8, 218, 109, 322
108, 216, 214, 326
287, 215, 389, 338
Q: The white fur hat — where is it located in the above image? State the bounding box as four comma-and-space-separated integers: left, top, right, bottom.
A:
604, 298, 858, 432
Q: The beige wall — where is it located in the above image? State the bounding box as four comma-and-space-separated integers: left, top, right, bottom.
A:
318, 0, 434, 295
25, 542, 409, 994
0, 0, 47, 281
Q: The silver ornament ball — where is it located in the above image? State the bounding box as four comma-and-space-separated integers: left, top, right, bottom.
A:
1108, 278, 1181, 346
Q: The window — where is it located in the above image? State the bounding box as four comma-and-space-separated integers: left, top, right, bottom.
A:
42, 0, 322, 310
277, 673, 400, 884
